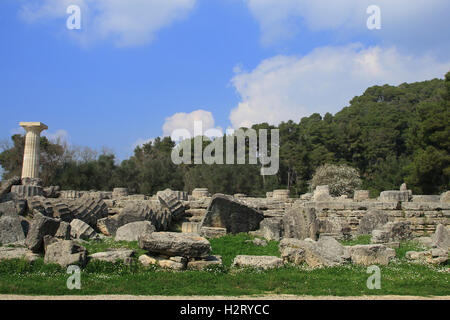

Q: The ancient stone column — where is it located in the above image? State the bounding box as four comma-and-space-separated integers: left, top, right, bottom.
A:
20, 122, 48, 179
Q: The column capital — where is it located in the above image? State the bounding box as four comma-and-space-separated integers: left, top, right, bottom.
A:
20, 122, 48, 133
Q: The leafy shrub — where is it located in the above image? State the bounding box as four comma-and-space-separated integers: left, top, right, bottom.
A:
310, 164, 362, 197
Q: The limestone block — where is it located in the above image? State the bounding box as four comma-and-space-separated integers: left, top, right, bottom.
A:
115, 221, 155, 242
138, 232, 211, 259
273, 189, 290, 200
112, 188, 128, 199
440, 191, 450, 203
192, 188, 210, 199
379, 190, 410, 202
181, 222, 201, 234
44, 240, 87, 267
10, 185, 43, 198
354, 190, 370, 201
187, 255, 222, 270
200, 194, 263, 234
89, 249, 135, 264
344, 244, 396, 265
200, 227, 227, 239
232, 255, 284, 270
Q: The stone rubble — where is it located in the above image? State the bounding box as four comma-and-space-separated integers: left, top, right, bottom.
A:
0, 179, 449, 270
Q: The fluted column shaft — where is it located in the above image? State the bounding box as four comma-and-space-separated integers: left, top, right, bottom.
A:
20, 122, 48, 179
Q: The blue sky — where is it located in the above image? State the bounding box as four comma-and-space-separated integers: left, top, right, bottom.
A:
1, 0, 449, 161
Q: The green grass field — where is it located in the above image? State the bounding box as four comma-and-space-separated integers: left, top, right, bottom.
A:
0, 233, 449, 296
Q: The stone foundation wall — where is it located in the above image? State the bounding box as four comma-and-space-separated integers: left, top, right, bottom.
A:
52, 188, 450, 238
295, 200, 449, 237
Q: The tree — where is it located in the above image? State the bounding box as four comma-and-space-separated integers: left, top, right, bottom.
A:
0, 134, 67, 186
310, 164, 362, 197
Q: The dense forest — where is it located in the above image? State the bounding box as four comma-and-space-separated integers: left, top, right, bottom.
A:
1, 72, 449, 197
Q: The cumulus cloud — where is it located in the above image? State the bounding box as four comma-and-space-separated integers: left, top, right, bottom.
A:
162, 109, 221, 139
229, 44, 450, 128
244, 0, 450, 54
131, 137, 155, 151
19, 0, 196, 46
43, 129, 69, 143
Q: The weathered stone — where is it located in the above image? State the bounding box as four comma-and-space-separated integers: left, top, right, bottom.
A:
192, 188, 210, 199
181, 222, 201, 234
280, 247, 305, 264
314, 185, 332, 202
18, 216, 30, 237
0, 176, 21, 199
232, 255, 284, 270
441, 191, 450, 203
371, 221, 412, 244
49, 201, 73, 222
59, 190, 82, 199
415, 236, 433, 248
200, 194, 263, 234
97, 217, 119, 236
27, 196, 54, 217
139, 254, 186, 270
89, 248, 135, 264
10, 185, 43, 198
43, 186, 60, 198
300, 193, 313, 201
354, 190, 370, 201
272, 189, 290, 200
357, 209, 389, 235
138, 232, 211, 258
199, 227, 227, 239
379, 190, 410, 202
69, 194, 108, 227
319, 217, 351, 240
54, 221, 71, 240
283, 205, 319, 240
44, 240, 87, 267
0, 247, 39, 262
406, 248, 448, 265
344, 244, 396, 265
279, 236, 348, 268
115, 201, 172, 231
112, 188, 128, 199
157, 188, 185, 219
43, 235, 59, 251
115, 221, 155, 242
431, 224, 450, 250
266, 192, 273, 198
0, 201, 23, 218
412, 195, 440, 203
187, 255, 223, 270
70, 219, 97, 240
258, 217, 283, 241
0, 215, 26, 245
25, 212, 60, 253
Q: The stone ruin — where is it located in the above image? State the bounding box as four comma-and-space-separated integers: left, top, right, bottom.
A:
0, 121, 448, 270
1, 177, 449, 270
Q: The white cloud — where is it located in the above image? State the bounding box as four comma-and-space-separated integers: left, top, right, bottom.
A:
244, 0, 450, 54
20, 0, 197, 47
132, 137, 155, 149
43, 129, 69, 143
229, 44, 450, 128
163, 109, 221, 138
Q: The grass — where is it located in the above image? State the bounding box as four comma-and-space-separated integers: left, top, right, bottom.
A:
210, 233, 280, 267
82, 238, 148, 257
0, 234, 448, 296
340, 234, 372, 246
